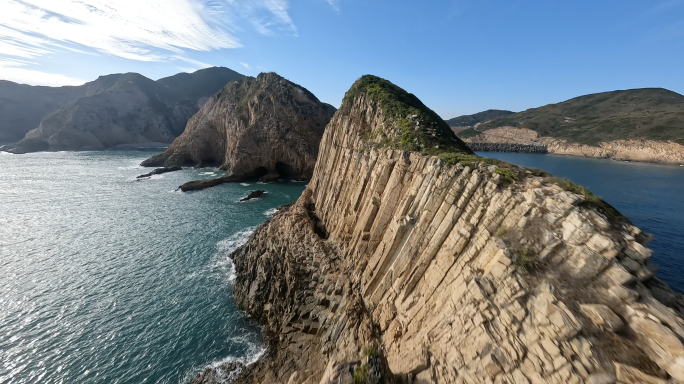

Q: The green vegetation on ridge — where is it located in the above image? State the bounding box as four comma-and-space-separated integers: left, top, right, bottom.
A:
343, 75, 625, 223
464, 88, 684, 145
445, 109, 515, 127
343, 75, 472, 154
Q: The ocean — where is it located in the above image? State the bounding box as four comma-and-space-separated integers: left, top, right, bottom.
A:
2, 149, 683, 383
0, 150, 305, 384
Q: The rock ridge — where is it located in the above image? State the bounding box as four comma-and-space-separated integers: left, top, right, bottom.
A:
143, 72, 336, 186
2, 67, 243, 153
210, 76, 684, 384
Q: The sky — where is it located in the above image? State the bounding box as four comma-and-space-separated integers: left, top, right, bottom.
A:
1, 0, 683, 118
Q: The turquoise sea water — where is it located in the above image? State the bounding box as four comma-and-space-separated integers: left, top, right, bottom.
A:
478, 152, 684, 293
2, 150, 683, 384
0, 150, 305, 384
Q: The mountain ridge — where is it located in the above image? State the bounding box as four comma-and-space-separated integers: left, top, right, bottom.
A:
460, 87, 684, 145
1, 67, 244, 153
445, 109, 515, 127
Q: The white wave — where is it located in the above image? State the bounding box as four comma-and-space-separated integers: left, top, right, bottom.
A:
201, 172, 217, 175
263, 208, 278, 217
240, 183, 250, 186
213, 226, 257, 284
184, 342, 266, 384
217, 227, 256, 256
149, 174, 165, 179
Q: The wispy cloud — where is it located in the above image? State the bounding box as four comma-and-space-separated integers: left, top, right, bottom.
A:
324, 0, 340, 13
0, 0, 300, 62
0, 0, 303, 85
240, 62, 251, 69
0, 0, 242, 62
0, 59, 85, 86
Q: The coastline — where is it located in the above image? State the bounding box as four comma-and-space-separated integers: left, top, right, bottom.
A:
463, 127, 684, 166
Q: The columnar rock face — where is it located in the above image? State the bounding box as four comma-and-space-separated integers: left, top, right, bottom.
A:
219, 76, 684, 384
141, 72, 336, 182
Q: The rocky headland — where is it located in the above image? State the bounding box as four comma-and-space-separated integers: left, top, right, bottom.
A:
1, 67, 243, 154
198, 75, 684, 384
143, 72, 336, 190
458, 88, 684, 165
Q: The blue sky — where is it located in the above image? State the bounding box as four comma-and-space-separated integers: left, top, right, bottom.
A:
1, 0, 683, 118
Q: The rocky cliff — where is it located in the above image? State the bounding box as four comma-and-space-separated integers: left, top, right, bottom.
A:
458, 88, 684, 165
1, 67, 243, 153
211, 76, 684, 384
465, 127, 684, 165
142, 72, 336, 184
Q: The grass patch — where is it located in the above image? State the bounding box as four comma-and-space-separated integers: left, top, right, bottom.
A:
495, 167, 519, 182
362, 345, 380, 358
544, 177, 625, 222
343, 75, 470, 153
513, 249, 536, 273
351, 364, 369, 384
496, 227, 507, 238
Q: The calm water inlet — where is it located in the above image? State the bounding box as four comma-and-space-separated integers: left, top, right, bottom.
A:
0, 151, 305, 384
478, 152, 684, 293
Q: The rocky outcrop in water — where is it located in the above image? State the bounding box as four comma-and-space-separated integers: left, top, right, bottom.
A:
240, 190, 265, 202
1, 67, 243, 153
202, 76, 684, 384
136, 166, 182, 179
141, 73, 336, 188
465, 127, 684, 165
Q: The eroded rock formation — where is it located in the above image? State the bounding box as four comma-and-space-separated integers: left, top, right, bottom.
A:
465, 127, 684, 165
142, 72, 336, 185
212, 76, 684, 384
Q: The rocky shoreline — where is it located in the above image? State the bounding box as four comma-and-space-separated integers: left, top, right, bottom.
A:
193, 77, 684, 384
464, 127, 684, 166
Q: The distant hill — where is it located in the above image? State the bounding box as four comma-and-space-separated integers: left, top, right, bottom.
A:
1, 67, 244, 153
460, 88, 684, 145
445, 109, 514, 127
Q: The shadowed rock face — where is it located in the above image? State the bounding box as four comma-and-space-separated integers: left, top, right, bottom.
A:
1, 67, 244, 153
198, 75, 684, 384
141, 72, 336, 182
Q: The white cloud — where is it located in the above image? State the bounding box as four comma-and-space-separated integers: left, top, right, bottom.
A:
324, 0, 340, 13
0, 59, 86, 86
240, 62, 251, 69
0, 0, 299, 62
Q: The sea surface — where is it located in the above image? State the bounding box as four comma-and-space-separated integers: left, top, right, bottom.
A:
478, 152, 684, 293
0, 150, 306, 384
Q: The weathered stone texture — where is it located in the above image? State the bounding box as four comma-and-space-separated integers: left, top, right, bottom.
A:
142, 72, 335, 181
217, 89, 684, 384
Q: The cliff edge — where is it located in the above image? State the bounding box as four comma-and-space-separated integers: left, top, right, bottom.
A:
142, 72, 336, 185
214, 76, 684, 384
